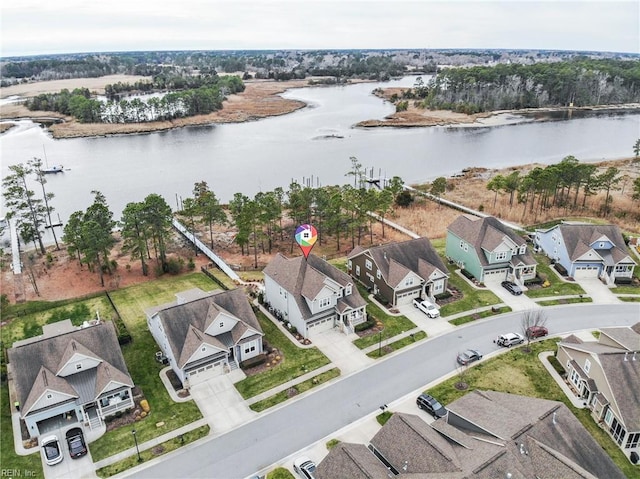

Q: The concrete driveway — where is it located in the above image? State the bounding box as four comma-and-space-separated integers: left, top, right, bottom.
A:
576, 278, 621, 304
310, 327, 373, 375
190, 373, 256, 435
396, 303, 455, 337
41, 426, 97, 479
485, 280, 540, 311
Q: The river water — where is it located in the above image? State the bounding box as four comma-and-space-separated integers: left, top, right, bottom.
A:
1, 76, 639, 230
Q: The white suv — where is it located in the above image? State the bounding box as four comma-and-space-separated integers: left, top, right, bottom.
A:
494, 332, 525, 347
413, 299, 440, 318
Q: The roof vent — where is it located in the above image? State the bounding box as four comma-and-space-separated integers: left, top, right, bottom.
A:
552, 412, 557, 424
633, 351, 637, 361
506, 474, 512, 479
624, 352, 629, 362
72, 341, 77, 351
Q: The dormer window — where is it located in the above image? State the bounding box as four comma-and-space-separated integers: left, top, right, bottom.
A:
46, 393, 52, 400
599, 242, 604, 248
376, 270, 381, 279
405, 277, 414, 286
201, 346, 206, 352
76, 364, 83, 370
319, 297, 331, 309
365, 259, 372, 270
495, 252, 507, 261
584, 359, 591, 373
520, 245, 526, 255
346, 284, 352, 295
219, 322, 224, 328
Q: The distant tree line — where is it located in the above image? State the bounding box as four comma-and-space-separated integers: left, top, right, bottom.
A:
404, 58, 640, 113
25, 75, 244, 123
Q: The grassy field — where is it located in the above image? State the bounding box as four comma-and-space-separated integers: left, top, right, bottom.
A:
424, 340, 638, 478
235, 310, 331, 399
0, 384, 43, 478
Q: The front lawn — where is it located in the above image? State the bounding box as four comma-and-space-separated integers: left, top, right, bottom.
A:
424, 340, 637, 477
525, 255, 585, 298
439, 264, 501, 317
235, 311, 331, 399
366, 331, 427, 358
448, 306, 512, 326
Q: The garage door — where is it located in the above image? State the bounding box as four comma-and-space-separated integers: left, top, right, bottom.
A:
483, 269, 508, 282
186, 361, 224, 385
308, 315, 335, 335
396, 289, 421, 305
573, 266, 599, 279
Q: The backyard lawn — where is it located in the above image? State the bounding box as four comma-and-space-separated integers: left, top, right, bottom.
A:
424, 340, 637, 478
235, 310, 331, 399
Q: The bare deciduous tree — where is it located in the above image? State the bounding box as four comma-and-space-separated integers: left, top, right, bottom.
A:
521, 309, 548, 350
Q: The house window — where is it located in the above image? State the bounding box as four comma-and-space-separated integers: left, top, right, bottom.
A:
201, 346, 206, 352
319, 297, 331, 309
46, 393, 52, 400
346, 284, 352, 295
495, 252, 507, 261
626, 433, 640, 449
599, 242, 605, 248
76, 364, 83, 370
615, 265, 630, 272
365, 259, 372, 270
244, 345, 256, 354
433, 282, 444, 293
519, 245, 526, 255
605, 409, 613, 426
609, 417, 626, 446
376, 270, 381, 279
584, 359, 591, 373
459, 240, 468, 252
219, 322, 224, 328
347, 259, 352, 269
355, 265, 360, 276
405, 277, 414, 286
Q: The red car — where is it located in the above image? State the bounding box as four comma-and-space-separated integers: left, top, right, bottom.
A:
526, 326, 549, 339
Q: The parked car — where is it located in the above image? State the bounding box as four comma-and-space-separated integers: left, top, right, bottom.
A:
41, 435, 63, 466
526, 325, 549, 339
293, 456, 316, 479
416, 393, 447, 418
494, 332, 525, 347
413, 299, 440, 318
457, 349, 483, 365
65, 427, 87, 459
501, 281, 523, 295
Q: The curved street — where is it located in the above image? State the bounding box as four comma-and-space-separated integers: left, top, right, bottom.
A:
128, 303, 640, 479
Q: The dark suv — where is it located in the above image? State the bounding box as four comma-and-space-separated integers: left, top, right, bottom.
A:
416, 393, 447, 418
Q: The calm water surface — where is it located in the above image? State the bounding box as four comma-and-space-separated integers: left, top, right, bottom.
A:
1, 76, 639, 230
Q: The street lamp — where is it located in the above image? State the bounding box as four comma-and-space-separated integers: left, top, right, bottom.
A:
132, 429, 142, 462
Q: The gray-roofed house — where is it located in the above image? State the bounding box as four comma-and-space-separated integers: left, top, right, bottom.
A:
8, 319, 134, 438
557, 322, 640, 463
347, 237, 449, 306
263, 253, 366, 338
315, 390, 626, 478
146, 288, 263, 387
445, 215, 537, 284
534, 222, 636, 284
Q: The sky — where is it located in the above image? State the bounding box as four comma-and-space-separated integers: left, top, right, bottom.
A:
1, 0, 638, 58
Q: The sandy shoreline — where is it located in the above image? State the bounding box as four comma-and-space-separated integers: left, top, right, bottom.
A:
2, 76, 640, 138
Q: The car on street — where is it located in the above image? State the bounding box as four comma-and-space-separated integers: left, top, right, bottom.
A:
41, 435, 63, 466
494, 332, 525, 347
457, 349, 483, 365
293, 456, 316, 479
501, 281, 523, 295
526, 325, 549, 339
413, 299, 440, 318
416, 393, 447, 418
65, 427, 87, 459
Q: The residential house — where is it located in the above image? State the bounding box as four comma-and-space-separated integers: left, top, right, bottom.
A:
534, 222, 636, 284
146, 288, 263, 387
557, 323, 640, 463
315, 390, 626, 478
8, 319, 134, 438
263, 253, 366, 337
347, 237, 449, 306
446, 214, 537, 284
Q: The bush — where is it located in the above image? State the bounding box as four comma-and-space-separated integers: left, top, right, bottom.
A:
553, 263, 568, 276
166, 258, 184, 275
461, 269, 475, 280
355, 319, 376, 332
326, 439, 341, 450
435, 291, 452, 301
240, 353, 267, 369
140, 399, 150, 412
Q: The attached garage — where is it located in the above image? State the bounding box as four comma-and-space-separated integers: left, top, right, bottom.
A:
573, 265, 600, 279
395, 289, 421, 305
308, 315, 335, 335
483, 268, 508, 282
185, 360, 225, 385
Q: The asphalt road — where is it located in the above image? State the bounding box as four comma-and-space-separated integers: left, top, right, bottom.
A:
132, 303, 640, 479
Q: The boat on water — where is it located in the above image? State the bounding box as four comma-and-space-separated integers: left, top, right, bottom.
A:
42, 164, 64, 174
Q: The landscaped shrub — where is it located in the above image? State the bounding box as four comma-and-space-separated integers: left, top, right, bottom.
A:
553, 263, 568, 276
524, 275, 543, 286
461, 269, 475, 280
240, 353, 267, 369
355, 319, 376, 332
435, 291, 452, 301
140, 399, 150, 412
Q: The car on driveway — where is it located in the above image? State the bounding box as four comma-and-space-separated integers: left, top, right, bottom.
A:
65, 427, 87, 459
293, 456, 316, 479
526, 325, 549, 339
494, 332, 525, 347
416, 393, 447, 418
413, 299, 440, 318
41, 435, 63, 466
501, 281, 523, 295
457, 349, 483, 365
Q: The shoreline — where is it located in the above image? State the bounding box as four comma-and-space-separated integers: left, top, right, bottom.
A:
1, 76, 640, 138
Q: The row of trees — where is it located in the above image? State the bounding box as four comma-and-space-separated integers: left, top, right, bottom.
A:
486, 155, 640, 220
411, 58, 640, 113
26, 75, 245, 124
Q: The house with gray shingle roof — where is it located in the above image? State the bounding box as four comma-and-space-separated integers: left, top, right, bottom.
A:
263, 253, 366, 338
315, 391, 626, 478
146, 288, 263, 387
446, 215, 537, 285
8, 319, 134, 438
534, 222, 636, 284
557, 323, 640, 463
347, 237, 449, 306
